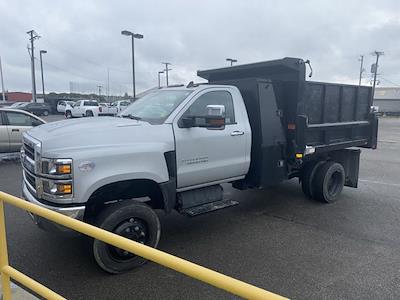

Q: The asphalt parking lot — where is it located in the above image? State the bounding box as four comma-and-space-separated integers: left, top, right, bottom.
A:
1, 116, 400, 299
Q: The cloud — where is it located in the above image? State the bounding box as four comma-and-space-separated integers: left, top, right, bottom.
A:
1, 0, 399, 95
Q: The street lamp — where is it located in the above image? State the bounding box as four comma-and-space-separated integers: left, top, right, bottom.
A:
121, 30, 144, 100
39, 50, 47, 101
226, 58, 237, 66
158, 70, 164, 88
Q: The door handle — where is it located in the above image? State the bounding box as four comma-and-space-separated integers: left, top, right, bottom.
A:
11, 129, 20, 132
231, 130, 244, 136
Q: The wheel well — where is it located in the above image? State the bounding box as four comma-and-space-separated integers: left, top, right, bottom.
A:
84, 179, 164, 223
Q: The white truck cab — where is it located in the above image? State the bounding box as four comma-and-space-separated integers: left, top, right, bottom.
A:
21, 85, 251, 273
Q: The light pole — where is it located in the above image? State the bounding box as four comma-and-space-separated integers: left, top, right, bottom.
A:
162, 62, 171, 87
226, 58, 237, 66
39, 50, 47, 101
158, 70, 164, 88
121, 30, 144, 100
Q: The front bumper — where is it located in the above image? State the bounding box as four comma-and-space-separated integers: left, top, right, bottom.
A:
22, 183, 86, 235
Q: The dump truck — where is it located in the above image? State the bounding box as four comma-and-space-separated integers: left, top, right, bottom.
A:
21, 57, 378, 273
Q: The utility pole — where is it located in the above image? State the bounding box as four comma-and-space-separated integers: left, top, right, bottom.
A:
358, 55, 364, 86
27, 30, 40, 102
0, 56, 6, 102
162, 62, 171, 87
371, 51, 384, 103
39, 50, 47, 101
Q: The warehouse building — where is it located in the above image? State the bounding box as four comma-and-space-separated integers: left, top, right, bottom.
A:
374, 87, 400, 115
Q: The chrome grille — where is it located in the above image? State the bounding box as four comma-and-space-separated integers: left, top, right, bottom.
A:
24, 170, 36, 188
24, 142, 35, 160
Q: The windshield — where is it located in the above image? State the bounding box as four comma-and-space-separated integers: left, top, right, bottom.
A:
10, 102, 24, 107
120, 90, 193, 124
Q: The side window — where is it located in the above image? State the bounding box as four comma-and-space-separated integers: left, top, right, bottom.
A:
84, 101, 98, 106
6, 112, 33, 126
185, 91, 235, 124
75, 101, 81, 107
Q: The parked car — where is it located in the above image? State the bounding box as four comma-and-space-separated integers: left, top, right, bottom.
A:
111, 100, 131, 113
8, 102, 28, 108
0, 108, 45, 152
57, 100, 76, 113
20, 57, 378, 273
19, 102, 52, 116
65, 100, 118, 118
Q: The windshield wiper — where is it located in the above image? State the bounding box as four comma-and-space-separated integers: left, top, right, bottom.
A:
121, 114, 142, 120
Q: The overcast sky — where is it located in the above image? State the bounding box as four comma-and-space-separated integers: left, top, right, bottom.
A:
1, 0, 399, 95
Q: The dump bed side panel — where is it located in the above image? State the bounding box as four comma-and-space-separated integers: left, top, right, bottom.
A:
296, 82, 377, 154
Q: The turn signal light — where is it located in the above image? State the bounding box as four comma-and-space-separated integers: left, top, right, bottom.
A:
57, 164, 71, 174
57, 184, 72, 194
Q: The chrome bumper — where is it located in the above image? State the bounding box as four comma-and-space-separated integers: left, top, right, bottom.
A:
22, 183, 85, 235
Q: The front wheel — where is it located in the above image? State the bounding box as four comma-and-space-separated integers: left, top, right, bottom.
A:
65, 111, 72, 118
92, 201, 161, 274
43, 110, 49, 116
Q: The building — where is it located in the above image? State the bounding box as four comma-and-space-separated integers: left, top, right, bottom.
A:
374, 87, 400, 115
4, 92, 32, 102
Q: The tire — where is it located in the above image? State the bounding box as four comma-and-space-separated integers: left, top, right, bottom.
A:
301, 160, 325, 198
86, 110, 94, 117
313, 161, 345, 203
92, 201, 161, 274
43, 110, 49, 116
65, 111, 72, 119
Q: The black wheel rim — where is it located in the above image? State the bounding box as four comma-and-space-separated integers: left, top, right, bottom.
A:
107, 218, 149, 262
327, 171, 342, 196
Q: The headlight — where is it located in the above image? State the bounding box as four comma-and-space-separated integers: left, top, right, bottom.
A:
43, 180, 73, 196
42, 158, 72, 176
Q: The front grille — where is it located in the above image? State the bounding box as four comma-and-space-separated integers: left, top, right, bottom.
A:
24, 143, 35, 160
25, 170, 36, 188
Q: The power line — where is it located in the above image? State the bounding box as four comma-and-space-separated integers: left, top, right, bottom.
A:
380, 77, 400, 87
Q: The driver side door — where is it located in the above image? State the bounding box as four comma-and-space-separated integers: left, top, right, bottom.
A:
173, 88, 249, 189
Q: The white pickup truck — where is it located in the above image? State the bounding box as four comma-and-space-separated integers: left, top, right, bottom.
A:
65, 100, 118, 118
21, 58, 378, 274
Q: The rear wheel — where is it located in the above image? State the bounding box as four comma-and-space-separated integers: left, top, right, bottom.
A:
92, 201, 161, 274
43, 110, 49, 116
301, 160, 325, 198
313, 161, 345, 203
86, 110, 94, 117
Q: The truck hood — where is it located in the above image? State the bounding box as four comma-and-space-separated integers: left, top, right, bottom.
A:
26, 117, 174, 157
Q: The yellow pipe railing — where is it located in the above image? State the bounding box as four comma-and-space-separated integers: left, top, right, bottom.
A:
0, 191, 288, 300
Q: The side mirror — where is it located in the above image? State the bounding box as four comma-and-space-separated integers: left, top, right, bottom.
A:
32, 119, 43, 127
179, 105, 226, 129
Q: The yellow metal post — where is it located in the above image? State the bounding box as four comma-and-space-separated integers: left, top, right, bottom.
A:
0, 191, 288, 300
0, 200, 12, 300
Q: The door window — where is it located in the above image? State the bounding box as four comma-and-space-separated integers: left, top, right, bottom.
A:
6, 112, 35, 126
185, 91, 235, 124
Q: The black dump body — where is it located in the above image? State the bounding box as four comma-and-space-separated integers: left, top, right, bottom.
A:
198, 57, 378, 188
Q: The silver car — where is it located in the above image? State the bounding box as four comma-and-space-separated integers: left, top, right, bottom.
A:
0, 108, 45, 153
